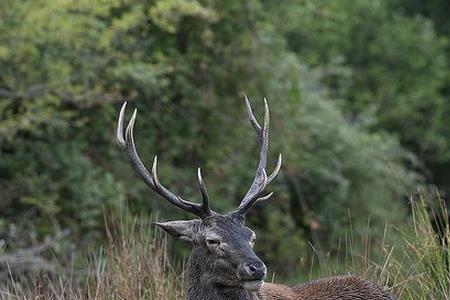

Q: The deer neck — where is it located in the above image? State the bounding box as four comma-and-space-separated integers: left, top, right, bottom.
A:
184, 250, 258, 300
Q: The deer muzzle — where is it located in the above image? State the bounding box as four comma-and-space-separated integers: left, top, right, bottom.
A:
238, 260, 267, 281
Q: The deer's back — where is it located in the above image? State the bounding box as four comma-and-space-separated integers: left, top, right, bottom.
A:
257, 276, 395, 300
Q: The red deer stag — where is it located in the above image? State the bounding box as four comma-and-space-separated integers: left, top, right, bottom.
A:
116, 96, 395, 300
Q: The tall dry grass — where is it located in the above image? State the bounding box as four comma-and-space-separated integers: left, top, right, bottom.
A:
1, 197, 449, 299
311, 195, 450, 299
387, 196, 450, 299
0, 217, 185, 300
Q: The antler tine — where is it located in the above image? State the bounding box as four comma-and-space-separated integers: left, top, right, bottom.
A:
267, 153, 282, 184
237, 96, 282, 215
119, 103, 155, 189
243, 94, 262, 132
117, 102, 127, 146
256, 192, 273, 203
117, 102, 212, 219
197, 168, 210, 215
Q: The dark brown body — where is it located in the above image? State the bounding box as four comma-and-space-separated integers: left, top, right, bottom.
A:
256, 276, 394, 300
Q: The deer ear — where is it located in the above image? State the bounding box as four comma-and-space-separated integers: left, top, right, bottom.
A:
154, 220, 200, 242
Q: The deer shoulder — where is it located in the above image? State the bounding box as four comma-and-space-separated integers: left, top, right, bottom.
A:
255, 282, 296, 299
256, 276, 394, 300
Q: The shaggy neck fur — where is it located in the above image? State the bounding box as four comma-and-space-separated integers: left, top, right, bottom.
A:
185, 248, 257, 300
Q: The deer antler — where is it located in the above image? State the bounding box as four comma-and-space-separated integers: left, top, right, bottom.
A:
236, 95, 282, 215
116, 102, 212, 219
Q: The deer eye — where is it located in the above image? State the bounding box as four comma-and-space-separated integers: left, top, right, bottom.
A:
206, 238, 221, 246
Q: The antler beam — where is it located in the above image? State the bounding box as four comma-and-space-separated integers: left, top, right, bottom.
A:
116, 102, 212, 219
236, 95, 282, 215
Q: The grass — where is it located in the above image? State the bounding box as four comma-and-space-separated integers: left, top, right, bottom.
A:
389, 196, 450, 299
1, 197, 449, 299
0, 216, 185, 300
315, 195, 450, 299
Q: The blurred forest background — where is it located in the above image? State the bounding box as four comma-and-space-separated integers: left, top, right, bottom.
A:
0, 0, 449, 286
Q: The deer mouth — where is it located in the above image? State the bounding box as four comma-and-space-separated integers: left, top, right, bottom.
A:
242, 279, 264, 291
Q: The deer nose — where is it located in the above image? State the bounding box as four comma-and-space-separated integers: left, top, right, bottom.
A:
239, 261, 267, 280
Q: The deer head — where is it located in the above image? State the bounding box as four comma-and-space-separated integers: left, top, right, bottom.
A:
116, 96, 281, 293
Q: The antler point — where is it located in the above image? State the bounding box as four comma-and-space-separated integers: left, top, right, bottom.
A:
117, 102, 128, 145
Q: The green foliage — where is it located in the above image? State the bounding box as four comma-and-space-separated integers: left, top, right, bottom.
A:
274, 63, 418, 250
276, 0, 450, 165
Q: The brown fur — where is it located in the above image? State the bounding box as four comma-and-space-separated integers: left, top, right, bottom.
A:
256, 282, 297, 299
255, 276, 394, 300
